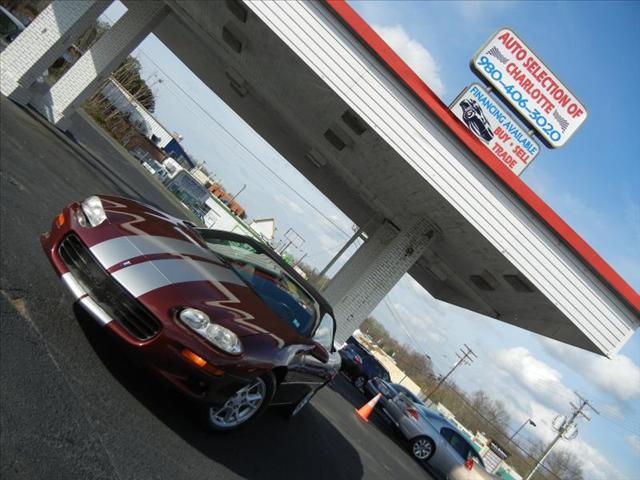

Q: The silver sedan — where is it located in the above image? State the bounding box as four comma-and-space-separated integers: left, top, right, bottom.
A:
380, 395, 499, 480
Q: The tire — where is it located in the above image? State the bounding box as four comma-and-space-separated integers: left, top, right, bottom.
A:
201, 372, 275, 432
283, 388, 317, 419
353, 376, 366, 390
410, 436, 435, 461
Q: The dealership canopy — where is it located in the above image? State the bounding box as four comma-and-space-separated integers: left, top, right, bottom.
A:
1, 0, 637, 356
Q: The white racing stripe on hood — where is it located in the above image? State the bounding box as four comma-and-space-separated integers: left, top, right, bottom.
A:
111, 258, 242, 297
90, 236, 143, 270
90, 235, 213, 269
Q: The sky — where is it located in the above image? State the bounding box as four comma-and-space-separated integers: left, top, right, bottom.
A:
100, 2, 640, 478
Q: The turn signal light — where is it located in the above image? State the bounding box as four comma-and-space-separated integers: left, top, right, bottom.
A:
181, 348, 225, 377
464, 459, 474, 471
182, 348, 206, 367
56, 213, 65, 227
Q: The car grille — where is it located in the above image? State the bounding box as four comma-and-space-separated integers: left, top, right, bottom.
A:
59, 235, 161, 341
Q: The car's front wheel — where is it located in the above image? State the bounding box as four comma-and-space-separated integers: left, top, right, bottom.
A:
410, 436, 435, 461
202, 373, 275, 431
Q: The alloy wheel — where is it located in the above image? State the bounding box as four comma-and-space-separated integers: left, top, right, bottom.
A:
412, 438, 433, 460
209, 377, 266, 428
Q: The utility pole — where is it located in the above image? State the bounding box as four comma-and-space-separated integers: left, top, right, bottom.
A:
425, 344, 477, 401
524, 393, 599, 480
229, 183, 246, 203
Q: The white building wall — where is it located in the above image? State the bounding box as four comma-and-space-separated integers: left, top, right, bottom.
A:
0, 0, 109, 104
101, 79, 174, 148
204, 197, 257, 240
36, 1, 168, 124
323, 217, 436, 343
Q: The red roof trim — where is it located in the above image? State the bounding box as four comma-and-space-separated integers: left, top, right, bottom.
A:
325, 0, 639, 314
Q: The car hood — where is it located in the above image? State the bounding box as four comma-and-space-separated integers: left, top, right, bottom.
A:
84, 197, 306, 343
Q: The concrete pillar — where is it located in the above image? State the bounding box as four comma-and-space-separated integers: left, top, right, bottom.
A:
36, 1, 168, 124
0, 1, 110, 105
325, 217, 436, 344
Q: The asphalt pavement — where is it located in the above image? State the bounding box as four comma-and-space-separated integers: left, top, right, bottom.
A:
0, 96, 434, 480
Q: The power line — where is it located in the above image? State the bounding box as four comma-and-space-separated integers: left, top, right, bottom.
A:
131, 48, 352, 240
382, 298, 425, 356
425, 344, 477, 400
524, 393, 599, 480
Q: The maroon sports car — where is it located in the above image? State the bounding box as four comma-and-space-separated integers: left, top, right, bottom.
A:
41, 195, 341, 430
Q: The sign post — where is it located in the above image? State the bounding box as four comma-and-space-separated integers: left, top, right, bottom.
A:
471, 28, 587, 148
451, 84, 540, 175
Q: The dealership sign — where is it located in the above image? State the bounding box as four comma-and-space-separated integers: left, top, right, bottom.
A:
451, 84, 540, 175
471, 28, 587, 148
482, 440, 510, 474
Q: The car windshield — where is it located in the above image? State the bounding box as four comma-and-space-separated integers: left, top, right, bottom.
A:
198, 231, 318, 334
392, 384, 421, 403
367, 360, 390, 381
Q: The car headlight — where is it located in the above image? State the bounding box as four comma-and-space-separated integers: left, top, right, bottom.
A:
81, 195, 107, 227
179, 308, 243, 355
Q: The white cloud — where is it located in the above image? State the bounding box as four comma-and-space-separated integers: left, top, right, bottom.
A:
372, 24, 446, 96
561, 438, 628, 480
541, 338, 640, 403
318, 233, 340, 252
484, 347, 628, 480
625, 435, 640, 457
274, 194, 304, 215
493, 347, 575, 411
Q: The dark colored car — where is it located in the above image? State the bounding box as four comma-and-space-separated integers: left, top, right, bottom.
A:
459, 99, 494, 143
41, 195, 341, 430
339, 337, 390, 389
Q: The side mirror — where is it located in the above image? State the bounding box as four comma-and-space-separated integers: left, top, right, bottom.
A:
310, 342, 330, 363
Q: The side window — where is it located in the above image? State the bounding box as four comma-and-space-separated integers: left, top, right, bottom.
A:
440, 427, 454, 443
313, 313, 335, 350
446, 431, 471, 460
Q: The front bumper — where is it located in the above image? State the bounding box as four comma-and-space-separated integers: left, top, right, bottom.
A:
40, 203, 254, 406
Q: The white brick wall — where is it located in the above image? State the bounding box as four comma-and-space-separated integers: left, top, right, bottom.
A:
323, 219, 394, 305
37, 1, 168, 123
0, 1, 109, 104
329, 217, 436, 343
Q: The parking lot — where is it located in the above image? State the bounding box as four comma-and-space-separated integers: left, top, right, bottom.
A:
0, 96, 435, 480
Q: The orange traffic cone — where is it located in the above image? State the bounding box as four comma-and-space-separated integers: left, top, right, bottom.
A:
355, 393, 382, 422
